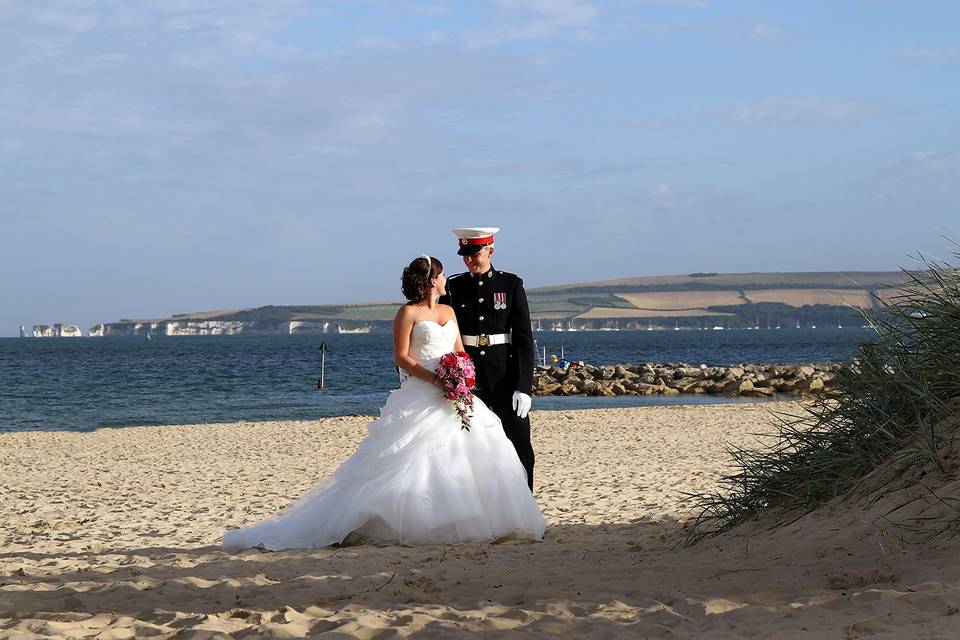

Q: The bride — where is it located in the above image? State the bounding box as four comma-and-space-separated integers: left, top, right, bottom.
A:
222, 255, 546, 550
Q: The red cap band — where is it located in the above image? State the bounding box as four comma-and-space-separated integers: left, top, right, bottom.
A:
460, 235, 494, 246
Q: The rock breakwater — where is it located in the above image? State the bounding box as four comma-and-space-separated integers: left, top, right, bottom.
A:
533, 362, 842, 398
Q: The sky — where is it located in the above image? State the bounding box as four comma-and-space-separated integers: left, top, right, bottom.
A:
2, 0, 958, 336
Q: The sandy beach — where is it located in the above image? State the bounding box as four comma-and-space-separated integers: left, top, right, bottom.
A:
3, 402, 959, 638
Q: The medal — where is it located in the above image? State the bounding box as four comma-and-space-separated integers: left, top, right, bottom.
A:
494, 292, 507, 310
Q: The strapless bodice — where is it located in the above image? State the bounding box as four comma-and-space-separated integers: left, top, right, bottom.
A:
409, 320, 458, 370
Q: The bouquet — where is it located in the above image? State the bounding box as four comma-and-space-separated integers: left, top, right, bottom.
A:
435, 351, 477, 431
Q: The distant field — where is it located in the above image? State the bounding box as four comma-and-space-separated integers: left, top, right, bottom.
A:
107, 271, 913, 328
178, 309, 248, 320
616, 291, 745, 310
743, 289, 875, 308
530, 271, 907, 293
576, 307, 734, 319
325, 304, 402, 321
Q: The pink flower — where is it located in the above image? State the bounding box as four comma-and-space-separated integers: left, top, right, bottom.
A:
434, 351, 477, 431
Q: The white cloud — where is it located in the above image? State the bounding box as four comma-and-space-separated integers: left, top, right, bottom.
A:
466, 0, 599, 46
901, 47, 960, 64
614, 0, 709, 6
635, 95, 892, 128
745, 21, 783, 43
497, 0, 598, 27
864, 148, 960, 206
412, 4, 451, 17
888, 149, 959, 178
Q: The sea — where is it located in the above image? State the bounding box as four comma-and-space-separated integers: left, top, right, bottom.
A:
0, 328, 872, 433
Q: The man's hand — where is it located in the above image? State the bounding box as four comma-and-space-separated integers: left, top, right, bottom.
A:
512, 391, 532, 419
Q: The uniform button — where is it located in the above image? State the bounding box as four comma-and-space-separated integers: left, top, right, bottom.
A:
478, 298, 484, 302
480, 350, 486, 355
460, 304, 465, 308
479, 316, 484, 320
479, 281, 484, 286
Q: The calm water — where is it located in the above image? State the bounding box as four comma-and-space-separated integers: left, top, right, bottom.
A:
0, 328, 871, 432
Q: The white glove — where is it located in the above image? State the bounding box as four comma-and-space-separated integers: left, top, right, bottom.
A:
512, 391, 532, 419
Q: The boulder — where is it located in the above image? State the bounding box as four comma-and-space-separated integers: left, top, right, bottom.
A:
774, 378, 803, 393
674, 367, 704, 380
706, 381, 729, 394
745, 387, 775, 398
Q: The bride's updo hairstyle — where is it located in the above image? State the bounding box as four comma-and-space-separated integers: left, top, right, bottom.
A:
402, 255, 443, 303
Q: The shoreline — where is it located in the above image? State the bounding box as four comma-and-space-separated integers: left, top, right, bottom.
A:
1, 394, 780, 434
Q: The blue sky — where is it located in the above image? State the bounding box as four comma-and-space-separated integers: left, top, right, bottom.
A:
2, 0, 958, 335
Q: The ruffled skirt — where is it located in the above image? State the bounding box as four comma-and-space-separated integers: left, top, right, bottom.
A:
222, 378, 546, 550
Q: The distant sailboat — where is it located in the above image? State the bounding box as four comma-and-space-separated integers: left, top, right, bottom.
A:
145, 329, 153, 342
337, 324, 372, 334
19, 325, 26, 338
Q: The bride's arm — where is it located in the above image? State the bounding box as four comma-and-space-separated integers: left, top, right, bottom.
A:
440, 305, 465, 352
393, 306, 438, 384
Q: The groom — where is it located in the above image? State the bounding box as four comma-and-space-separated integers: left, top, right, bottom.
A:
440, 227, 536, 491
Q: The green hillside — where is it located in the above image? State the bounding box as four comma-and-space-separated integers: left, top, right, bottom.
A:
147, 271, 909, 331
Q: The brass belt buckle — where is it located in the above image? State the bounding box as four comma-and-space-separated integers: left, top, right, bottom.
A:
477, 334, 489, 347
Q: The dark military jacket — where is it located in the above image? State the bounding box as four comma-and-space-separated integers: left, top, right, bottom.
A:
440, 267, 535, 396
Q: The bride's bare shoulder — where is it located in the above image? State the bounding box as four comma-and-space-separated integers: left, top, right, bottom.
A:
439, 304, 458, 323
395, 303, 417, 322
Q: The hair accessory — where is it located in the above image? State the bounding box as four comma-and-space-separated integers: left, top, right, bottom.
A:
420, 254, 432, 271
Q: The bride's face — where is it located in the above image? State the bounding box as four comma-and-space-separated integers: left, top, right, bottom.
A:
432, 271, 447, 297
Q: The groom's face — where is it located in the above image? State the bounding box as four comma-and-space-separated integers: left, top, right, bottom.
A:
463, 246, 493, 274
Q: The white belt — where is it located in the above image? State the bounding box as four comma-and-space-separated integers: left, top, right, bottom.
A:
462, 333, 511, 347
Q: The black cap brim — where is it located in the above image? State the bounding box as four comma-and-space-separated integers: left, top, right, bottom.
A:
457, 244, 486, 256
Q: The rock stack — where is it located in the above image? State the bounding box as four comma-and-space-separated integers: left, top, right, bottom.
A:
533, 363, 843, 398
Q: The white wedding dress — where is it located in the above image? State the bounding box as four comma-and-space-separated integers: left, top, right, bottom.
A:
222, 320, 546, 550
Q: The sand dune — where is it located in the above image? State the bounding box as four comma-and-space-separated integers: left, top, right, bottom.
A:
2, 404, 959, 638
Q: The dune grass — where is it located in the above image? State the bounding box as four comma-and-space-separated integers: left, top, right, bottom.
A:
686, 245, 960, 544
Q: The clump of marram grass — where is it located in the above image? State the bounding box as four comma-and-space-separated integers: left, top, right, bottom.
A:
685, 244, 960, 545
